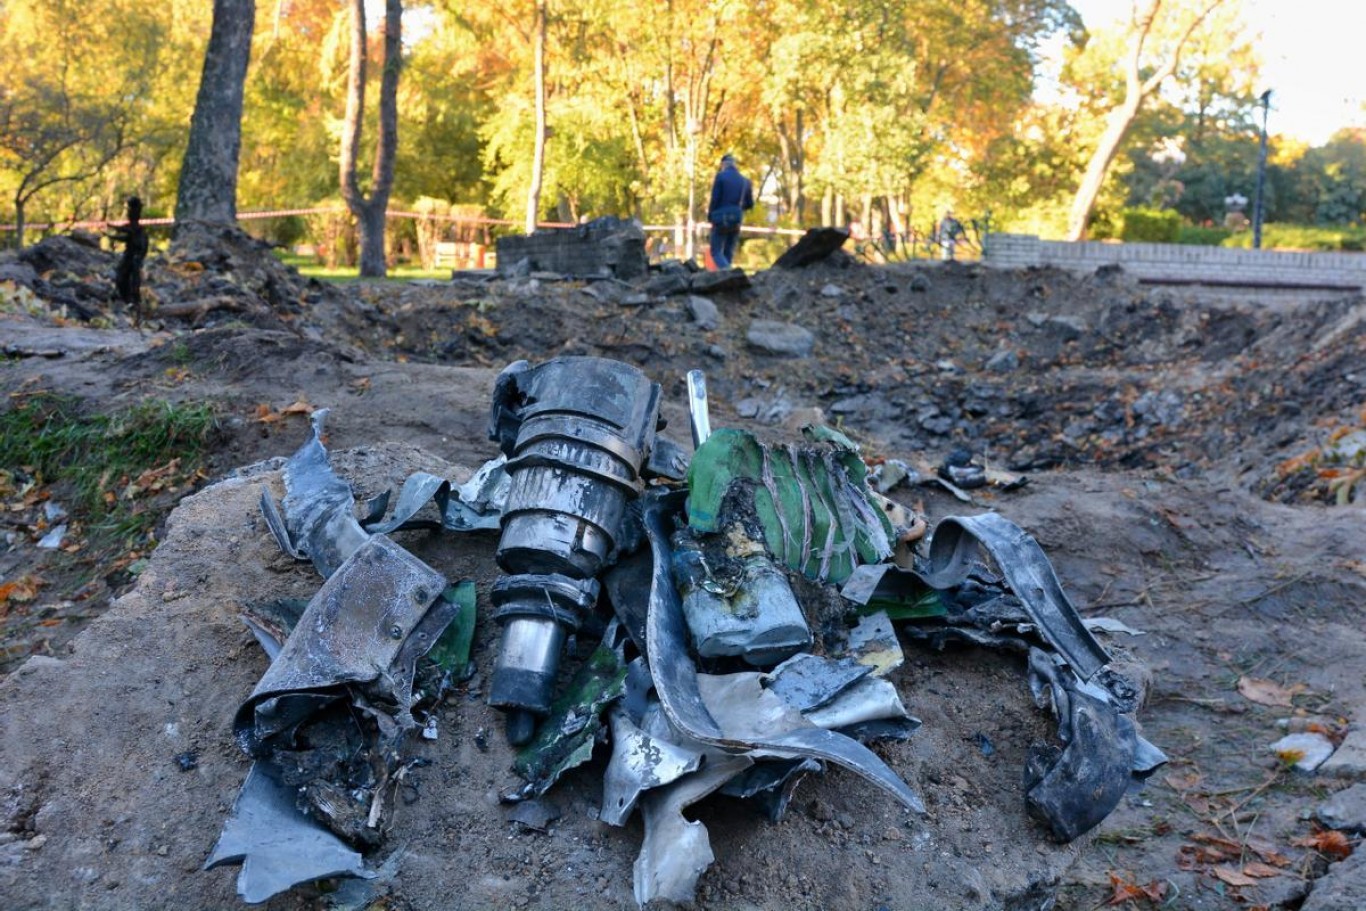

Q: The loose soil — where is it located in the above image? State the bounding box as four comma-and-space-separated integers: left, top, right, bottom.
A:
1, 232, 1363, 911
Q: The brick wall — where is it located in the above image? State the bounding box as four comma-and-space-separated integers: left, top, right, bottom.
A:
984, 233, 1366, 291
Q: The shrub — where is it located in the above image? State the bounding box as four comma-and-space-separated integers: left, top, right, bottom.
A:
304, 200, 357, 267
1176, 225, 1232, 246
1220, 223, 1366, 251
1120, 208, 1181, 243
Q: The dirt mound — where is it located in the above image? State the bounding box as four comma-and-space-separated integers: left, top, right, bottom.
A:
3, 224, 351, 333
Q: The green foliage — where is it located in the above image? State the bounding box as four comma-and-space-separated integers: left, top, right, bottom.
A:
0, 393, 217, 545
1220, 223, 1366, 251
1119, 208, 1182, 243
1176, 224, 1232, 245
304, 199, 357, 267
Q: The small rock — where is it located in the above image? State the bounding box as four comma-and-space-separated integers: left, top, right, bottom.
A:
1322, 729, 1366, 777
1271, 732, 1335, 771
746, 320, 815, 357
1317, 783, 1366, 832
1301, 847, 1366, 910
686, 295, 719, 330
24, 835, 47, 851
689, 268, 750, 294
619, 292, 650, 307
909, 273, 931, 293
820, 283, 844, 298
983, 348, 1019, 373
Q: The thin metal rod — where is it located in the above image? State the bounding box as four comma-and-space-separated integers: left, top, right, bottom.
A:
687, 370, 711, 449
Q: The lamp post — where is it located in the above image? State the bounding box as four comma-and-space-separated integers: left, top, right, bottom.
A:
1252, 89, 1272, 250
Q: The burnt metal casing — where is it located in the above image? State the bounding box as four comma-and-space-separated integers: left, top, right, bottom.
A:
487, 358, 663, 739
493, 357, 662, 578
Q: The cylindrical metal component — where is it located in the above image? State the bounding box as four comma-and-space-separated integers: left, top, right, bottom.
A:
486, 358, 662, 742
488, 573, 600, 721
492, 357, 662, 580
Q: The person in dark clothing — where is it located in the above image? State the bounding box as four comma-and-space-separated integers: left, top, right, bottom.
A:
706, 153, 754, 270
109, 196, 149, 325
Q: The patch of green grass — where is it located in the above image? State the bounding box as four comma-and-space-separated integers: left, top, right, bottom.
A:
0, 393, 218, 547
273, 250, 451, 283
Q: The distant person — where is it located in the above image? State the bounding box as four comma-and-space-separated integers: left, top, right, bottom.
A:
109, 196, 149, 325
706, 153, 754, 270
938, 209, 963, 261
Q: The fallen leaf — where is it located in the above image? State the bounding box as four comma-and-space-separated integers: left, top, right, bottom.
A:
1292, 830, 1353, 860
1242, 862, 1283, 878
1213, 865, 1257, 887
1238, 676, 1306, 707
280, 399, 313, 415
1105, 872, 1166, 905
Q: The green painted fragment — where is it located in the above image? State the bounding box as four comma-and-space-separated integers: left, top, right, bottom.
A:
512, 640, 627, 796
861, 587, 948, 622
426, 581, 478, 679
686, 427, 894, 585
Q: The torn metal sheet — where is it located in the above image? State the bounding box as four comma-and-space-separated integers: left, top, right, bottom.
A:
363, 457, 511, 535
260, 410, 369, 578
600, 705, 703, 826
1083, 616, 1146, 637
718, 758, 822, 822
633, 754, 753, 907
643, 492, 923, 813
204, 762, 368, 905
803, 675, 915, 731
847, 610, 905, 677
1024, 649, 1167, 841
764, 652, 872, 713
841, 563, 947, 621
235, 534, 450, 756
919, 513, 1113, 684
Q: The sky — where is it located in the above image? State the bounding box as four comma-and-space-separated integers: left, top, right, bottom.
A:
1056, 0, 1366, 146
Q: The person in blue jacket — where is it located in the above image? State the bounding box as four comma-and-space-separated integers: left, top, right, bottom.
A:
707, 153, 754, 270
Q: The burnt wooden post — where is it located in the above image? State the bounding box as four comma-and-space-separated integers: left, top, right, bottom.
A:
110, 196, 149, 325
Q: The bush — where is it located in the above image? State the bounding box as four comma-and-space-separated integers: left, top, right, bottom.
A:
1176, 224, 1232, 246
1120, 208, 1181, 243
304, 200, 357, 267
244, 215, 306, 248
1220, 223, 1366, 251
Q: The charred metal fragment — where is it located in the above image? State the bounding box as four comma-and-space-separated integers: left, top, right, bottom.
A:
600, 705, 703, 826
234, 534, 451, 756
259, 410, 368, 577
918, 513, 1114, 688
205, 762, 368, 904
506, 623, 629, 800
1024, 649, 1166, 841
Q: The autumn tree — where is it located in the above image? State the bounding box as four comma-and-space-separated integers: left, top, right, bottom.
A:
1065, 0, 1229, 240
339, 0, 401, 277
175, 0, 256, 227
0, 0, 168, 246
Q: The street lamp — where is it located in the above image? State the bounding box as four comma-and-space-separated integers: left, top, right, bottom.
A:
1252, 89, 1272, 250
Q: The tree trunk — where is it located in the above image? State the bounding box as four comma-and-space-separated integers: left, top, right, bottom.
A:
339, 0, 401, 278
525, 0, 547, 235
1067, 98, 1140, 241
175, 0, 255, 229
